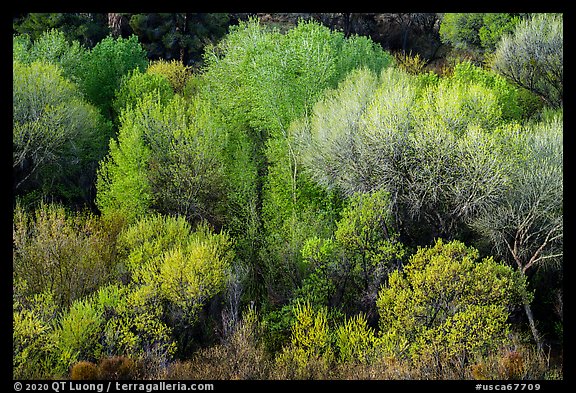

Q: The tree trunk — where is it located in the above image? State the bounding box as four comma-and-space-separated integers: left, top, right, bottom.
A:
107, 13, 124, 37
523, 301, 543, 352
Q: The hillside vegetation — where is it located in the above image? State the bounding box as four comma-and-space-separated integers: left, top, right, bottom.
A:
13, 13, 562, 380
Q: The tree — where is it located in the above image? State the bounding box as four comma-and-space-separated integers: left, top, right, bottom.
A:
128, 13, 230, 65
492, 13, 563, 108
439, 13, 525, 53
449, 61, 540, 121
294, 189, 404, 321
439, 13, 485, 50
297, 66, 512, 244
76, 34, 148, 118
112, 68, 174, 122
13, 60, 110, 205
13, 13, 109, 48
472, 114, 563, 351
331, 190, 404, 313
13, 29, 87, 83
12, 202, 122, 308
92, 40, 226, 224
97, 92, 227, 225
385, 13, 440, 54
201, 17, 393, 305
95, 97, 153, 222
376, 239, 528, 376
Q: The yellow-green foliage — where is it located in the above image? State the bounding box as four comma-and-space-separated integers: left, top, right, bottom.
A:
335, 314, 376, 363
100, 285, 176, 360
147, 59, 192, 94
100, 215, 233, 360
112, 68, 175, 118
13, 284, 59, 379
275, 301, 334, 378
13, 202, 120, 308
159, 222, 233, 309
414, 77, 503, 136
394, 51, 428, 75
290, 301, 331, 356
55, 298, 104, 365
118, 215, 232, 319
377, 239, 527, 374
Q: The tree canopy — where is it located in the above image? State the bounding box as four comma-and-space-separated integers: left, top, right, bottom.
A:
12, 13, 563, 381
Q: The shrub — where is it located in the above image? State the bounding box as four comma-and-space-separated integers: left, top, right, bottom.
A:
376, 239, 528, 377
334, 314, 377, 364
13, 287, 59, 379
103, 215, 233, 360
97, 356, 138, 380
147, 59, 192, 95
274, 301, 334, 379
55, 298, 104, 366
70, 361, 99, 380
13, 202, 120, 308
394, 51, 428, 75
469, 340, 561, 380
166, 307, 271, 380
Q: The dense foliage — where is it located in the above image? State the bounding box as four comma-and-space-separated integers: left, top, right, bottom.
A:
13, 13, 563, 381
439, 13, 526, 52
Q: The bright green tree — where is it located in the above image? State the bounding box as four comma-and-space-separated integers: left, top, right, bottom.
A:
76, 34, 148, 118
12, 29, 87, 82
95, 97, 153, 222
96, 93, 226, 225
145, 95, 227, 225
449, 61, 541, 121
112, 67, 174, 122
331, 190, 404, 313
439, 13, 525, 53
202, 17, 393, 304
